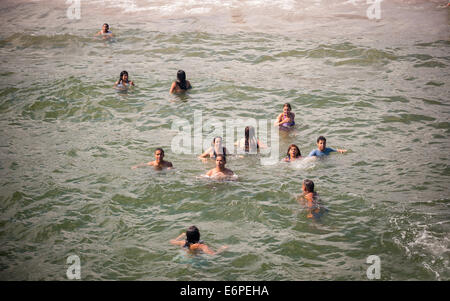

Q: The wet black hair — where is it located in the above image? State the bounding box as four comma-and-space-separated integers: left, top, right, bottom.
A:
303, 179, 315, 193
244, 126, 251, 153
184, 225, 200, 248
119, 70, 129, 85
103, 23, 109, 30
155, 148, 164, 155
286, 144, 301, 158
317, 136, 326, 143
176, 70, 187, 90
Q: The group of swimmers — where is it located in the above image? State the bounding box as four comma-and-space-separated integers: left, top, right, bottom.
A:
98, 24, 348, 255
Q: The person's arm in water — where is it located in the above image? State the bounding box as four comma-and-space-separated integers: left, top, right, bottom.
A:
198, 244, 228, 255
257, 139, 267, 149
169, 82, 177, 94
131, 161, 153, 169
327, 147, 347, 154
170, 232, 186, 246
198, 147, 213, 159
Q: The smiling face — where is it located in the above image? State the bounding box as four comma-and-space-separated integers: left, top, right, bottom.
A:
317, 139, 326, 152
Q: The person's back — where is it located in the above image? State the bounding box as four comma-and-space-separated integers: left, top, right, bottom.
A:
170, 70, 192, 94
170, 226, 227, 255
299, 179, 324, 219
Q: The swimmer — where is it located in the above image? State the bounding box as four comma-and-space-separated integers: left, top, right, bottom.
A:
170, 226, 228, 255
95, 23, 113, 38
297, 179, 322, 219
307, 136, 347, 157
169, 70, 192, 94
199, 136, 228, 161
283, 144, 302, 162
131, 148, 173, 170
235, 126, 266, 154
114, 70, 135, 90
205, 155, 235, 179
274, 103, 295, 129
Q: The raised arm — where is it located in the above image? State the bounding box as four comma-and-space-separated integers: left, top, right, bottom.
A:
170, 232, 186, 246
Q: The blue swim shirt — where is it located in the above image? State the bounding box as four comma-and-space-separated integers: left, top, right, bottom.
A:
307, 147, 336, 157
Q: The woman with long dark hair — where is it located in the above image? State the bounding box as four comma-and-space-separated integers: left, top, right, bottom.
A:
170, 70, 192, 93
235, 126, 266, 154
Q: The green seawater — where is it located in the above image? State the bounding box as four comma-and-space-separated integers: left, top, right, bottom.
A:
0, 0, 449, 280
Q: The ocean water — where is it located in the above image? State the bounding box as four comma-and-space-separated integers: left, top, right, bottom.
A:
0, 0, 449, 280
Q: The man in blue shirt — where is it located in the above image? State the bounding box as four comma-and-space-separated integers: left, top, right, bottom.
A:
308, 136, 347, 157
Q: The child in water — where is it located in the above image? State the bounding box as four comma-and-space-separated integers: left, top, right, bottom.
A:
95, 23, 113, 38
307, 136, 347, 157
132, 148, 173, 170
114, 71, 135, 90
274, 103, 295, 129
170, 70, 192, 94
170, 226, 228, 255
298, 179, 325, 219
283, 144, 302, 162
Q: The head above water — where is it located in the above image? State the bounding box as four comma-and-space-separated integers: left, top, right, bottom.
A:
176, 70, 187, 89
119, 70, 129, 83
283, 103, 292, 113
216, 154, 226, 163
154, 148, 164, 161
186, 225, 200, 245
212, 136, 223, 147
316, 136, 326, 151
303, 179, 315, 193
287, 144, 301, 158
102, 23, 109, 31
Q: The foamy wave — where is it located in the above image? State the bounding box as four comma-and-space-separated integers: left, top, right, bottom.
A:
88, 0, 298, 15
